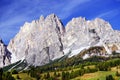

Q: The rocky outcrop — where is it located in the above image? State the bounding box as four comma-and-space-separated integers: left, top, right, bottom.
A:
63, 17, 120, 54
0, 39, 11, 67
8, 14, 64, 66
63, 17, 113, 49
7, 14, 120, 66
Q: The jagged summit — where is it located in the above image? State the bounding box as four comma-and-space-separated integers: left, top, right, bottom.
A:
46, 13, 57, 18
8, 14, 65, 66
5, 14, 120, 67
39, 15, 44, 21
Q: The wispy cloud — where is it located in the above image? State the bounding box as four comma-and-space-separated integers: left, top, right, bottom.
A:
56, 0, 91, 19
95, 9, 120, 19
0, 0, 53, 44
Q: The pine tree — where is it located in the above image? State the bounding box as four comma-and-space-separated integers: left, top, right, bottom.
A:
54, 71, 57, 77
0, 68, 3, 80
46, 72, 50, 79
116, 71, 119, 76
62, 71, 65, 80
106, 75, 114, 80
16, 75, 20, 79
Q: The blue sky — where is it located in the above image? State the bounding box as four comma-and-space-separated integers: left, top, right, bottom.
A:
0, 0, 120, 44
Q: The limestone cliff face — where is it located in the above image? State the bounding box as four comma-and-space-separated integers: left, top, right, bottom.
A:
7, 14, 120, 66
0, 39, 11, 67
63, 17, 120, 52
8, 14, 64, 66
63, 17, 89, 49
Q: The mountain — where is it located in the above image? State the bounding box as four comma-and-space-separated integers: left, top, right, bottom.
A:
7, 14, 64, 66
0, 39, 11, 67
7, 14, 120, 67
63, 17, 120, 58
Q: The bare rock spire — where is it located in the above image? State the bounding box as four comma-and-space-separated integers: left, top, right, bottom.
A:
0, 39, 11, 67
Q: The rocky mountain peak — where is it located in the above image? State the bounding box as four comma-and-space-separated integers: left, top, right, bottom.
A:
45, 13, 65, 34
39, 15, 45, 21
46, 13, 56, 19
93, 18, 113, 30
7, 14, 120, 66
8, 14, 65, 66
66, 17, 86, 32
63, 16, 120, 55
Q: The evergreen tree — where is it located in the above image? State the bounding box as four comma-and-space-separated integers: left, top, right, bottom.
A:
116, 71, 120, 76
44, 74, 47, 79
54, 71, 57, 77
12, 69, 18, 74
46, 72, 50, 79
3, 72, 15, 80
16, 75, 20, 79
106, 75, 114, 80
62, 71, 65, 80
57, 72, 61, 77
0, 68, 3, 80
66, 72, 70, 80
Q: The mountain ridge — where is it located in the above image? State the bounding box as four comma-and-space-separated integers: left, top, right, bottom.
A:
7, 14, 65, 66
0, 14, 120, 67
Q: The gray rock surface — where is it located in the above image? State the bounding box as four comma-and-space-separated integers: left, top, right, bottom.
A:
63, 17, 120, 52
0, 39, 11, 67
7, 14, 120, 66
8, 14, 64, 66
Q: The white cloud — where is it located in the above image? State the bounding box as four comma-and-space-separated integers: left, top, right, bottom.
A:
57, 0, 91, 19
0, 0, 92, 27
96, 9, 119, 19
